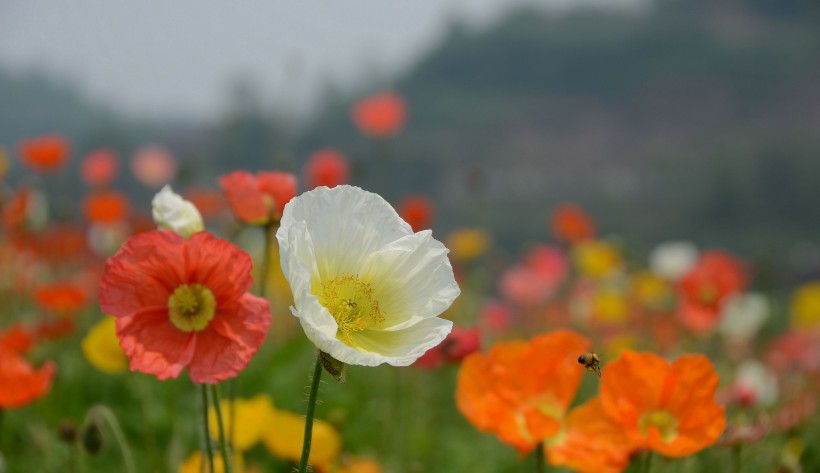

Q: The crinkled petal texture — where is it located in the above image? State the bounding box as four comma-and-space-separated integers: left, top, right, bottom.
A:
277, 185, 459, 366
98, 230, 271, 384
547, 398, 637, 473
456, 330, 590, 454
0, 347, 55, 408
600, 351, 726, 457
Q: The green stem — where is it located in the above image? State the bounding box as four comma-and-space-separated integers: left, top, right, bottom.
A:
642, 451, 654, 473
89, 406, 136, 473
258, 223, 276, 298
733, 444, 742, 473
535, 442, 545, 473
201, 385, 215, 473
297, 353, 324, 473
228, 378, 237, 450
210, 385, 232, 473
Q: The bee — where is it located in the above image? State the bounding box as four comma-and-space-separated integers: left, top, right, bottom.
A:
578, 352, 602, 377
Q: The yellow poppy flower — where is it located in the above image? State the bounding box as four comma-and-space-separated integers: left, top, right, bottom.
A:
263, 409, 341, 468
81, 316, 128, 374
446, 228, 492, 263
573, 240, 622, 279
334, 457, 382, 473
178, 451, 244, 473
208, 395, 276, 451
790, 282, 820, 331
630, 271, 672, 308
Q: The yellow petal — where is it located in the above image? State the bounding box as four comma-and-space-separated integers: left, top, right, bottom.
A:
81, 316, 128, 374
263, 409, 341, 468
208, 394, 276, 451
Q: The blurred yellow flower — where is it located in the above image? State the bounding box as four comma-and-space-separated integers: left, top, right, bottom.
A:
178, 451, 244, 473
790, 282, 820, 331
446, 228, 492, 263
81, 316, 128, 374
208, 394, 275, 451
334, 457, 382, 473
591, 287, 630, 323
630, 271, 671, 308
263, 409, 341, 469
573, 240, 621, 279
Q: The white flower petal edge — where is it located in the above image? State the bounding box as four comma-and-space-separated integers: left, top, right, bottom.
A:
152, 185, 204, 238
277, 185, 459, 366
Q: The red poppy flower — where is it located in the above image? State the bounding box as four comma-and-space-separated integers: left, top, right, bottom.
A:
131, 145, 177, 188
456, 330, 590, 454
32, 319, 75, 341
83, 191, 130, 224
17, 135, 69, 173
479, 300, 513, 333
184, 188, 226, 220
219, 170, 297, 225
0, 324, 33, 355
599, 351, 726, 457
1, 186, 33, 231
81, 148, 120, 187
305, 148, 350, 189
678, 251, 746, 333
98, 230, 271, 383
414, 326, 480, 370
351, 91, 407, 138
499, 245, 567, 307
0, 347, 55, 408
550, 204, 595, 244
34, 283, 89, 317
398, 195, 435, 232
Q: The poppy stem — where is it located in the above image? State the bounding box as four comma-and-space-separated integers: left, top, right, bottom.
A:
200, 384, 216, 473
88, 405, 136, 473
535, 442, 546, 473
297, 353, 324, 473
732, 444, 742, 473
641, 451, 654, 473
210, 384, 233, 473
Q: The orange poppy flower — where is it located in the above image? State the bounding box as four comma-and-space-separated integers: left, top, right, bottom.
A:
678, 251, 746, 333
0, 347, 55, 408
456, 330, 590, 454
546, 398, 637, 473
130, 144, 177, 188
550, 204, 595, 245
219, 170, 297, 226
98, 230, 271, 383
351, 91, 407, 138
17, 135, 69, 173
397, 195, 434, 232
34, 282, 89, 317
599, 351, 726, 457
83, 191, 130, 224
0, 324, 33, 355
81, 148, 120, 187
305, 148, 350, 189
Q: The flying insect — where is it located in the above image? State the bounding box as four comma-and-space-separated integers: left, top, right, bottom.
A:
578, 352, 602, 377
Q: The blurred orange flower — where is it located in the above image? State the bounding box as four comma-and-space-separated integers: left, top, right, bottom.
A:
0, 347, 55, 408
0, 324, 33, 355
398, 194, 434, 232
17, 135, 69, 173
550, 204, 595, 244
1, 186, 33, 231
456, 330, 590, 454
83, 191, 130, 224
131, 144, 177, 188
305, 148, 350, 189
34, 282, 88, 317
81, 148, 120, 187
351, 91, 407, 138
546, 398, 636, 473
599, 351, 725, 457
219, 170, 297, 226
184, 187, 226, 220
678, 251, 746, 333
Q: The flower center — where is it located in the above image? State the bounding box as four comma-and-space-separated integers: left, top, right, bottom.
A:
168, 284, 216, 332
638, 410, 679, 443
316, 274, 384, 345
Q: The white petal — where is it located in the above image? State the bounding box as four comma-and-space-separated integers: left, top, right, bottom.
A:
718, 293, 769, 342
349, 317, 453, 366
151, 185, 203, 238
649, 241, 699, 281
361, 230, 460, 331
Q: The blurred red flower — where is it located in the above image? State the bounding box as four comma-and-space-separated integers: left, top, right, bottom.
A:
83, 191, 130, 224
479, 300, 513, 333
34, 282, 89, 317
677, 251, 746, 333
351, 91, 407, 138
305, 148, 350, 189
456, 330, 590, 454
17, 135, 69, 173
0, 347, 55, 408
131, 145, 177, 188
415, 326, 480, 369
219, 170, 297, 226
81, 148, 120, 187
499, 245, 568, 306
599, 351, 726, 457
1, 186, 33, 231
98, 230, 271, 383
184, 187, 226, 220
398, 195, 435, 233
0, 324, 33, 355
550, 204, 595, 244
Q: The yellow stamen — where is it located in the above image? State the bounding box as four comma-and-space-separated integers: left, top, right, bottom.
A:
316, 274, 383, 345
638, 410, 679, 443
168, 284, 217, 332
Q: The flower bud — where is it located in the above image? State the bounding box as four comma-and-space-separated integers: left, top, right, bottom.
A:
152, 185, 204, 238
80, 420, 104, 455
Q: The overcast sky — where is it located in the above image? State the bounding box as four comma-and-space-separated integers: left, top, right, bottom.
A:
0, 0, 638, 121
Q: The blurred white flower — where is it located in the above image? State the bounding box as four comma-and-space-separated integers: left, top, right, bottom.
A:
277, 185, 459, 367
649, 241, 699, 281
152, 185, 203, 238
733, 360, 778, 408
719, 293, 770, 343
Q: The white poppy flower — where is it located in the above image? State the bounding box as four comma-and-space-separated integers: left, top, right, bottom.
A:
649, 241, 699, 281
734, 360, 778, 407
276, 185, 459, 367
718, 293, 770, 343
151, 185, 204, 238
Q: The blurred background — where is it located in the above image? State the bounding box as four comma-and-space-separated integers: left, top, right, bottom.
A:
3, 0, 819, 286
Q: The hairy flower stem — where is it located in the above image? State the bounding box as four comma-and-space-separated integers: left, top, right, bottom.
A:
535, 442, 546, 473
88, 405, 136, 473
210, 384, 233, 473
201, 385, 216, 473
297, 353, 324, 473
